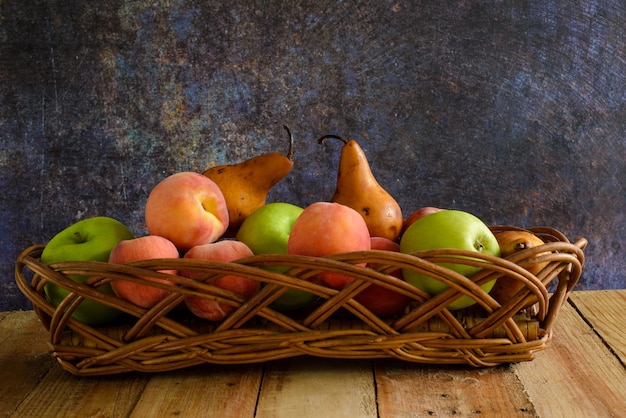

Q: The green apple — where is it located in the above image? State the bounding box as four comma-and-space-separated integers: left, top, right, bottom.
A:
236, 202, 316, 311
399, 210, 500, 310
40, 216, 135, 325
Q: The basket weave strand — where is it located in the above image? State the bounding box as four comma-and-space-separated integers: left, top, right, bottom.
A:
14, 226, 587, 375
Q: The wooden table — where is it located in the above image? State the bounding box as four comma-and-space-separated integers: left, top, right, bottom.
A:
1, 290, 624, 417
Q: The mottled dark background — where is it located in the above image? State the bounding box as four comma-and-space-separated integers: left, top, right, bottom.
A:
1, 1, 624, 311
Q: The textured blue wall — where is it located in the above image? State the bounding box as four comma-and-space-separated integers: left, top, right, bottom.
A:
2, 0, 625, 310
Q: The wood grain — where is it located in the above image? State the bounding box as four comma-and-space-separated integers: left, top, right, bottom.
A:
255, 357, 377, 418
375, 361, 536, 417
569, 290, 626, 365
11, 366, 150, 417
0, 311, 54, 418
513, 296, 626, 417
129, 363, 262, 417
4, 312, 149, 418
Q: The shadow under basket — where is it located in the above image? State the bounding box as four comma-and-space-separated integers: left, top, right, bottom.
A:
15, 226, 587, 376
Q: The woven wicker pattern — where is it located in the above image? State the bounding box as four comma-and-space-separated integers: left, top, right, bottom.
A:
15, 226, 586, 375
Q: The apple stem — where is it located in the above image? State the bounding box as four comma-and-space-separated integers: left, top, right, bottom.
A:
317, 134, 348, 145
283, 125, 294, 160
74, 231, 85, 243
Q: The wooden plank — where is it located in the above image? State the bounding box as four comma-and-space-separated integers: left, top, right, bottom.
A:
513, 298, 626, 417
256, 357, 377, 418
375, 360, 536, 417
569, 290, 626, 364
11, 366, 150, 417
0, 311, 55, 418
5, 311, 151, 418
129, 363, 263, 417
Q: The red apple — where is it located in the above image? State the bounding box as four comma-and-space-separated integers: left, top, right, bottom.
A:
145, 172, 229, 252
182, 240, 260, 321
401, 207, 443, 235
108, 235, 180, 308
287, 202, 371, 289
354, 237, 411, 317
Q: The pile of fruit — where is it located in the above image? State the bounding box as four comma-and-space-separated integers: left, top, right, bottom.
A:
40, 130, 548, 326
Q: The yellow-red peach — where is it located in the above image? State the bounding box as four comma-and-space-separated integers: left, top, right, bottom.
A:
287, 202, 371, 289
182, 240, 259, 321
109, 235, 180, 308
145, 172, 229, 252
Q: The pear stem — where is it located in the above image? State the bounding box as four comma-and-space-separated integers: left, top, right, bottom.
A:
317, 134, 348, 145
283, 125, 294, 160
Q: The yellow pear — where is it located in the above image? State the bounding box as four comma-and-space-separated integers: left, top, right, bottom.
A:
490, 230, 548, 308
319, 134, 403, 241
204, 126, 294, 232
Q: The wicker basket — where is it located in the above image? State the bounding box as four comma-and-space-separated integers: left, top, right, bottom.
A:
15, 226, 586, 376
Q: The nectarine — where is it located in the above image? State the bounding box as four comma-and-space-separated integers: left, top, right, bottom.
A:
182, 240, 260, 321
287, 202, 371, 289
108, 235, 180, 308
145, 172, 229, 252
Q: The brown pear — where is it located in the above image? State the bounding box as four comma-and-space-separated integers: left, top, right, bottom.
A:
319, 134, 403, 241
490, 230, 548, 308
203, 126, 294, 232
